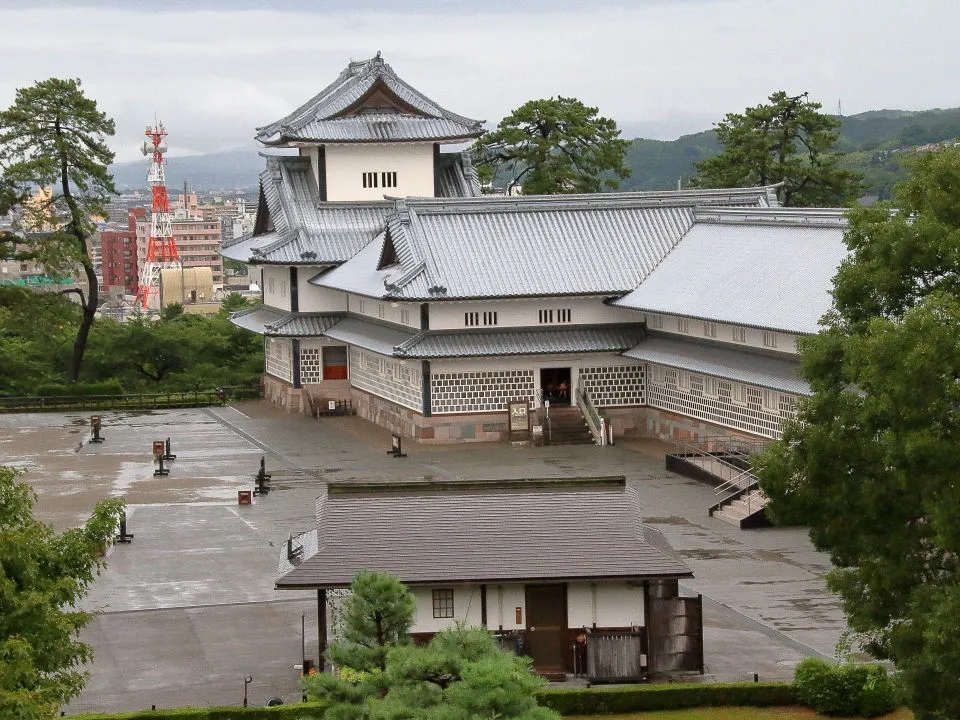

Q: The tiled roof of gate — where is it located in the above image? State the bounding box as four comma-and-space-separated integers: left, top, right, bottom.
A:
313, 186, 780, 301
614, 208, 849, 334
623, 335, 810, 395
228, 304, 287, 334
394, 324, 648, 358
228, 306, 344, 337
276, 478, 692, 589
322, 317, 416, 356
256, 54, 484, 145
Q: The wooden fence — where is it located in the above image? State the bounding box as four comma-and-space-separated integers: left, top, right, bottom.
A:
0, 384, 261, 413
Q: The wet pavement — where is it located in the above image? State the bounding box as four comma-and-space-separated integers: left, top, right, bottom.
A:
0, 403, 847, 713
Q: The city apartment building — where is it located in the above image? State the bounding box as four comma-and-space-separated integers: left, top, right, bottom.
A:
101, 208, 146, 296
137, 217, 224, 287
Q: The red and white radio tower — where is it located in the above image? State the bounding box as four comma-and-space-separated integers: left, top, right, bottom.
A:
135, 122, 180, 310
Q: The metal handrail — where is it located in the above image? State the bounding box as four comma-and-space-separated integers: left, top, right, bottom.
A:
714, 467, 758, 496
576, 384, 605, 446
673, 437, 747, 483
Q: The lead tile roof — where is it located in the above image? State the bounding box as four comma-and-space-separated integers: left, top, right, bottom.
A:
314, 186, 778, 301
395, 324, 648, 358
256, 54, 484, 145
614, 208, 849, 334
623, 335, 810, 395
276, 479, 692, 589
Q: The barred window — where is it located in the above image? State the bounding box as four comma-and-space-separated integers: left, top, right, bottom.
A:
432, 589, 454, 618
677, 317, 689, 333
732, 326, 746, 343
703, 321, 717, 338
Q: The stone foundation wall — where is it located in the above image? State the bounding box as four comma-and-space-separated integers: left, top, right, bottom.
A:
638, 406, 765, 445
262, 375, 303, 412
352, 388, 509, 444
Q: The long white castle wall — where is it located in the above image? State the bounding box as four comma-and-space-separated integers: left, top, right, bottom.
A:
645, 312, 799, 355
429, 297, 640, 331
299, 281, 348, 313
567, 582, 645, 629
347, 295, 420, 328
646, 362, 798, 439
325, 143, 435, 201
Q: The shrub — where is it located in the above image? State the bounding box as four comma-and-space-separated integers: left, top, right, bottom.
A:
35, 379, 124, 396
793, 657, 895, 717
535, 681, 796, 715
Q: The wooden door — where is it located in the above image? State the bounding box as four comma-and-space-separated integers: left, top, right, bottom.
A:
524, 583, 566, 669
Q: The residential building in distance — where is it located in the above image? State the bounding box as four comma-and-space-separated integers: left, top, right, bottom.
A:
137, 216, 224, 288
101, 208, 147, 297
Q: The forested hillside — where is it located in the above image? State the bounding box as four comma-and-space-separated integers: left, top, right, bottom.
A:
620, 107, 960, 199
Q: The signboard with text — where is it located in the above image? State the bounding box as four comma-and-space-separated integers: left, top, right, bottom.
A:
508, 401, 531, 440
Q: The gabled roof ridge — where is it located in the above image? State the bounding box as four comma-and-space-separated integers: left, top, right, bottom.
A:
391, 185, 784, 214
693, 206, 849, 228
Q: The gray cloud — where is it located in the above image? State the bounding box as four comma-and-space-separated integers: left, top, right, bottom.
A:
0, 1, 956, 162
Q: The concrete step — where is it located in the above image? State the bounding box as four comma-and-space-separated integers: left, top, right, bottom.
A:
713, 490, 769, 527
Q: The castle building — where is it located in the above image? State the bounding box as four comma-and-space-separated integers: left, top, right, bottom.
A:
225, 54, 849, 446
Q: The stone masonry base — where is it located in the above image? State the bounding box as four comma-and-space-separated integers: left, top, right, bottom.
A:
260, 375, 767, 444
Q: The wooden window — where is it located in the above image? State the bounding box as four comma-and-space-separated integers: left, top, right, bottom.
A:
717, 380, 733, 404
465, 311, 480, 326
677, 317, 689, 333
779, 394, 797, 418
400, 308, 410, 325
732, 326, 746, 343
690, 374, 704, 397
322, 346, 348, 380
763, 331, 778, 348
381, 171, 397, 188
482, 311, 498, 326
538, 309, 553, 324
432, 588, 454, 618
703, 321, 717, 338
558, 308, 572, 323
664, 368, 678, 388
362, 171, 378, 188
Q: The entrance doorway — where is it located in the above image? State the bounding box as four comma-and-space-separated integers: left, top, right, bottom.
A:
540, 367, 571, 406
524, 583, 567, 670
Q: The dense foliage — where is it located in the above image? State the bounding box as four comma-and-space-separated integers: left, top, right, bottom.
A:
793, 658, 896, 718
0, 78, 117, 382
472, 96, 630, 194
0, 466, 125, 719
0, 290, 263, 396
756, 146, 960, 719
691, 91, 863, 206
618, 106, 960, 199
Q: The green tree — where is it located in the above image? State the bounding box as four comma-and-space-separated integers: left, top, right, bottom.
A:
756, 146, 960, 719
0, 466, 125, 719
692, 91, 863, 206
0, 78, 117, 383
472, 96, 630, 194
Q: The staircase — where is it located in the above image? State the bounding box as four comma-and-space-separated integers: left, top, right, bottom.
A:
666, 436, 771, 529
544, 406, 595, 445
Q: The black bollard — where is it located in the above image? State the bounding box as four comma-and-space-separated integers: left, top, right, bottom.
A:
253, 456, 272, 496
115, 511, 134, 543
90, 415, 105, 444
153, 441, 169, 476
386, 433, 407, 458
162, 436, 176, 461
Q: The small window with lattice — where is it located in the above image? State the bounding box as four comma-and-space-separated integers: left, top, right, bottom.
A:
432, 588, 454, 618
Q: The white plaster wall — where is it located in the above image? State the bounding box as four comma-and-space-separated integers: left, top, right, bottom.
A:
486, 583, 526, 630
299, 147, 320, 187
646, 313, 799, 355
411, 585, 484, 633
429, 298, 639, 331
262, 266, 290, 311
299, 280, 348, 313
325, 143, 435, 201
567, 582, 645, 629
347, 295, 419, 328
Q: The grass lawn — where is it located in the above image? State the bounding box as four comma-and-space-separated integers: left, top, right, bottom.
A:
569, 707, 914, 720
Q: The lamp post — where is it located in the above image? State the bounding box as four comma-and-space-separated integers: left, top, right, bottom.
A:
243, 675, 253, 708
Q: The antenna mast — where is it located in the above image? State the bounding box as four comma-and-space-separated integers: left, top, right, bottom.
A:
135, 122, 180, 310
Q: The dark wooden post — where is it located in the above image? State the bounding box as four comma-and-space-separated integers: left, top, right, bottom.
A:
317, 589, 328, 672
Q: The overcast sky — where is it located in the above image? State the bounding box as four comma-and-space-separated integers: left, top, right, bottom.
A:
0, 0, 956, 162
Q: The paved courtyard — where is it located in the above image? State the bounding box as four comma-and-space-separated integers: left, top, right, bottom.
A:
0, 402, 847, 713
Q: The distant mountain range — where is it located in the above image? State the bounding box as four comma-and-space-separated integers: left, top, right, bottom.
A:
110, 107, 960, 200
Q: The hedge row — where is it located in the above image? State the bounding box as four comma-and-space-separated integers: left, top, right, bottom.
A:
535, 681, 797, 715
74, 703, 327, 720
